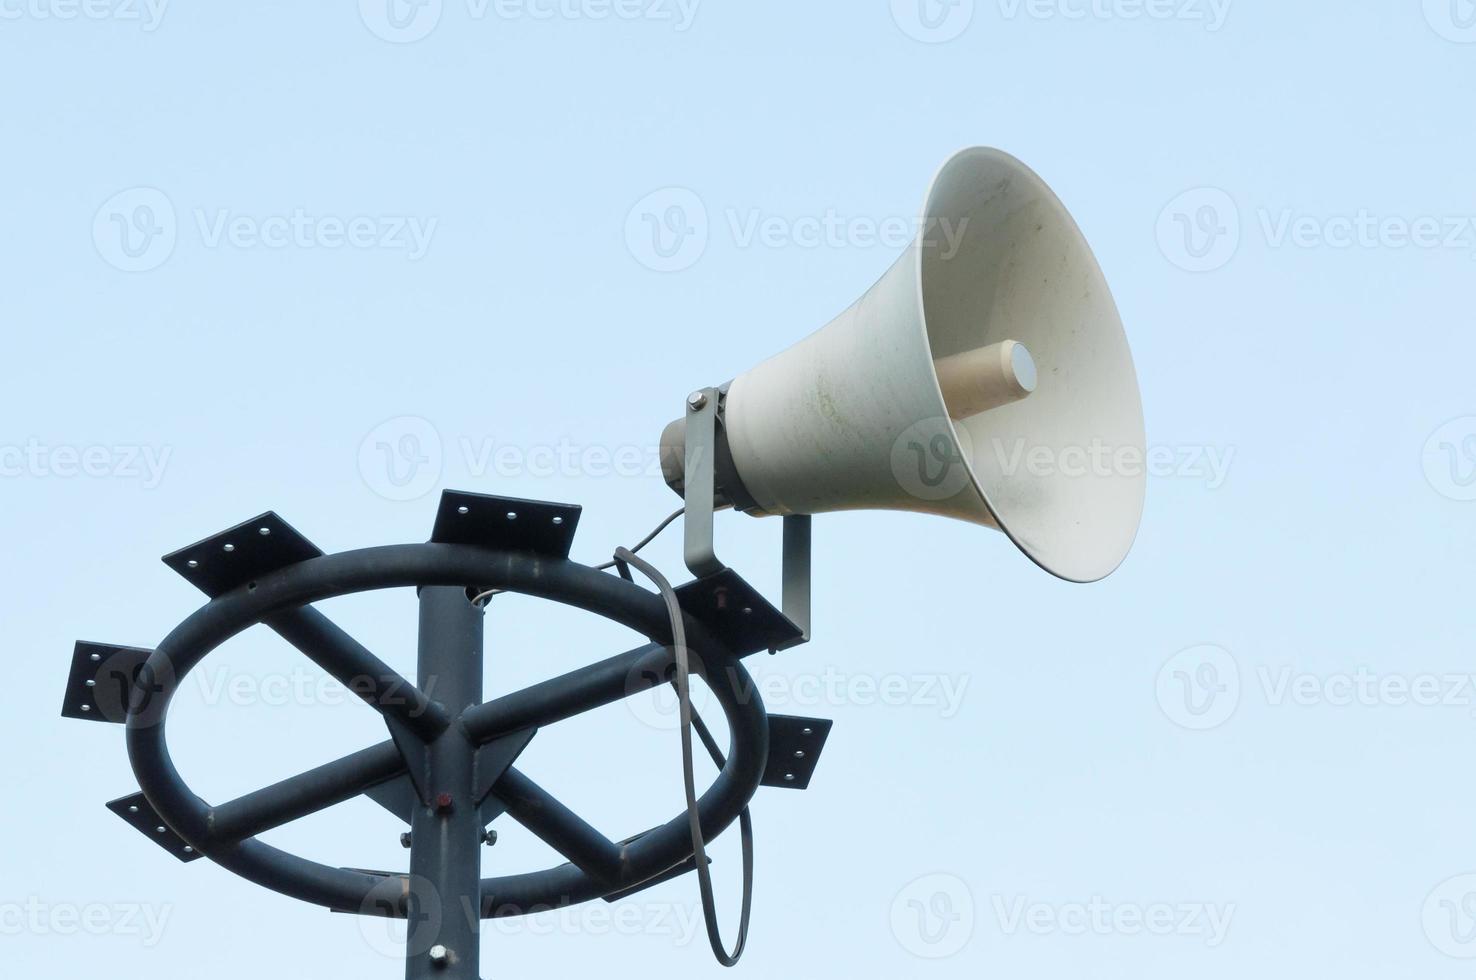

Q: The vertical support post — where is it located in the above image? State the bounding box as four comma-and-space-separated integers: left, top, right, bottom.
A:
406, 587, 484, 980
778, 514, 812, 649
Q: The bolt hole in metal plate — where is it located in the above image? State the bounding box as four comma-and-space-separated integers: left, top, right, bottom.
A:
61, 642, 157, 724
161, 512, 323, 597
106, 792, 204, 863
431, 490, 581, 558
761, 715, 833, 790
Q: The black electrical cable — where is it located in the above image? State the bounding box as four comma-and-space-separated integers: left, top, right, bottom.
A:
593, 507, 684, 572
615, 546, 754, 968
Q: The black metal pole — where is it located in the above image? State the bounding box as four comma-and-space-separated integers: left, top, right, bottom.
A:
406, 587, 484, 980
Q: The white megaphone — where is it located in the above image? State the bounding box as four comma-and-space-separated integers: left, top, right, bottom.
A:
661, 147, 1145, 584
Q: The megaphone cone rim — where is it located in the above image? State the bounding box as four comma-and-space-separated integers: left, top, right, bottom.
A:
910, 146, 1146, 584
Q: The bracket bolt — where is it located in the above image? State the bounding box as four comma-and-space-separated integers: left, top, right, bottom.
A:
435, 793, 455, 815
482, 829, 498, 847
687, 391, 708, 412
399, 832, 412, 849
428, 945, 450, 968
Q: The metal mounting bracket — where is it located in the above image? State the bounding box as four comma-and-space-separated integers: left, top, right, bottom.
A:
682, 387, 724, 579
760, 715, 833, 790
432, 490, 581, 558
680, 388, 812, 649
107, 792, 205, 863
61, 642, 157, 724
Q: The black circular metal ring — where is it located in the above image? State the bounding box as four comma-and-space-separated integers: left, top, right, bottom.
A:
125, 543, 769, 917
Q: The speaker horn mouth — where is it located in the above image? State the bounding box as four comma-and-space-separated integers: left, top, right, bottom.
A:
914, 147, 1146, 583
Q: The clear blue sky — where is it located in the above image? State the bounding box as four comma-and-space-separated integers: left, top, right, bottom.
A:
4, 2, 1476, 977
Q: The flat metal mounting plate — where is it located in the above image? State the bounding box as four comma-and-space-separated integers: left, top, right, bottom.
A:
474, 728, 538, 825
674, 568, 804, 657
431, 490, 581, 559
761, 715, 833, 790
363, 775, 421, 826
162, 512, 323, 598
61, 642, 154, 724
364, 728, 538, 826
106, 792, 204, 863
